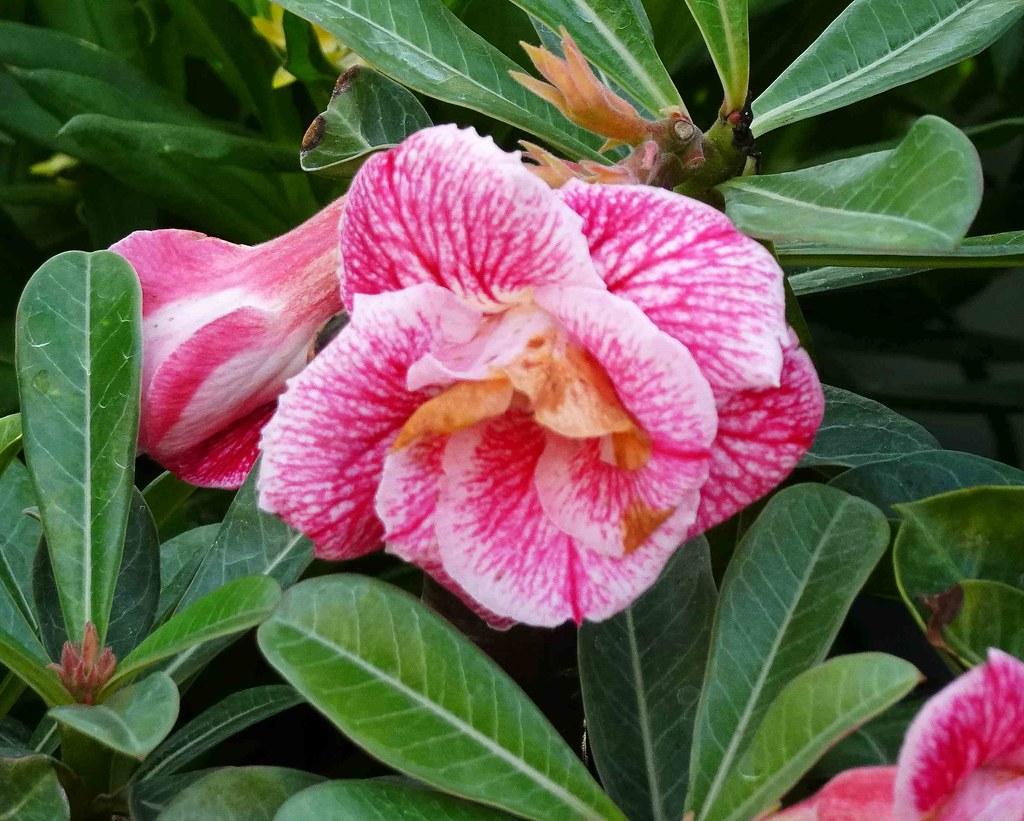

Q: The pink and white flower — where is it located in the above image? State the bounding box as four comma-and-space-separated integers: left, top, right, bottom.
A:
258, 125, 823, 626
112, 198, 345, 488
773, 649, 1024, 820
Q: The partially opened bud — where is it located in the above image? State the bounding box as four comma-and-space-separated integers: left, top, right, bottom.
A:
50, 622, 116, 705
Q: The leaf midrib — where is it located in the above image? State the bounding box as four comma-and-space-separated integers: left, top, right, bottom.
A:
624, 608, 665, 821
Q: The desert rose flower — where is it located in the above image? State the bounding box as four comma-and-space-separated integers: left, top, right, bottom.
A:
112, 198, 345, 488
772, 649, 1024, 820
258, 125, 822, 626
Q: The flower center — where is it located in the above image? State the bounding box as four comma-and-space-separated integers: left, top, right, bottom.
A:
393, 313, 650, 468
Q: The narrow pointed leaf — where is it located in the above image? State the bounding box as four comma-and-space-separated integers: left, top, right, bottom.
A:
722, 117, 982, 252
106, 576, 281, 691
16, 250, 142, 645
158, 767, 323, 821
128, 769, 213, 821
753, 0, 1024, 135
258, 576, 626, 821
0, 755, 69, 821
706, 654, 920, 821
686, 485, 890, 819
273, 0, 603, 160
507, 0, 682, 112
300, 66, 432, 176
579, 539, 716, 821
155, 524, 220, 625
141, 472, 197, 535
801, 386, 939, 468
0, 629, 69, 707
814, 700, 920, 777
49, 673, 178, 760
681, 0, 748, 110
0, 413, 21, 476
942, 579, 1024, 665
0, 461, 40, 635
136, 685, 302, 781
277, 780, 517, 820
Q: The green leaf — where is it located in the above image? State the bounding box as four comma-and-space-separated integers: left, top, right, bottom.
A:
49, 673, 178, 760
258, 576, 625, 821
721, 117, 982, 252
705, 654, 921, 821
0, 413, 21, 476
106, 576, 281, 692
128, 769, 213, 821
507, 0, 682, 113
894, 486, 1024, 629
942, 580, 1024, 664
686, 485, 890, 819
752, 0, 1024, 135
273, 0, 604, 160
300, 67, 432, 176
35, 489, 160, 661
813, 699, 920, 777
277, 780, 517, 820
0, 755, 69, 820
829, 450, 1024, 516
0, 629, 68, 707
158, 767, 323, 821
680, 0, 748, 110
16, 250, 142, 646
801, 386, 939, 468
0, 460, 41, 636
781, 231, 1024, 278
579, 539, 716, 821
136, 685, 302, 782
142, 472, 197, 536
155, 524, 220, 625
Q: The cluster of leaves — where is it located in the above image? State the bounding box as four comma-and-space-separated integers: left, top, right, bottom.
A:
1, 0, 1023, 819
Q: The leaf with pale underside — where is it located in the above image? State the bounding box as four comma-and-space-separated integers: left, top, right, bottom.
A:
721, 117, 982, 253
258, 575, 625, 821
16, 250, 142, 646
753, 0, 1024, 135
942, 580, 1024, 665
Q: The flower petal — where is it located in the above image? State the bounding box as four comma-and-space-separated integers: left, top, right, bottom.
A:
771, 766, 897, 820
559, 181, 788, 393
533, 286, 716, 555
894, 649, 1024, 818
436, 412, 687, 626
936, 770, 1024, 821
340, 125, 601, 311
258, 284, 481, 559
691, 343, 824, 536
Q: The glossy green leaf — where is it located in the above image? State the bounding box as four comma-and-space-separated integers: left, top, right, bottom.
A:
801, 386, 939, 468
49, 673, 178, 760
155, 524, 220, 625
942, 580, 1024, 665
0, 755, 69, 821
681, 0, 748, 110
258, 576, 625, 821
277, 780, 516, 820
0, 461, 40, 636
273, 0, 603, 160
16, 250, 141, 646
722, 117, 982, 252
894, 486, 1024, 629
107, 576, 281, 691
0, 413, 20, 476
579, 539, 716, 821
753, 0, 1024, 134
706, 654, 920, 821
829, 450, 1024, 516
813, 699, 920, 777
36, 489, 160, 661
142, 471, 197, 536
507, 0, 682, 112
300, 66, 431, 176
158, 767, 322, 821
128, 769, 213, 821
686, 485, 890, 819
136, 685, 302, 781
781, 231, 1024, 279
0, 630, 68, 707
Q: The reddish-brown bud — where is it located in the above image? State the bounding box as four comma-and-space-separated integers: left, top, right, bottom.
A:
49, 622, 117, 704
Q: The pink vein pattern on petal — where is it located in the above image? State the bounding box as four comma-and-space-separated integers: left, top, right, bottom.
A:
258, 284, 481, 560
559, 180, 788, 393
692, 343, 824, 537
771, 766, 897, 820
160, 402, 276, 489
533, 286, 716, 555
894, 649, 1024, 817
340, 125, 602, 312
937, 771, 1024, 821
436, 413, 686, 626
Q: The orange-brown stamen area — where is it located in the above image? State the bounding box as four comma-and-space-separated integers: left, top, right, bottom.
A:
621, 501, 673, 555
393, 325, 653, 471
